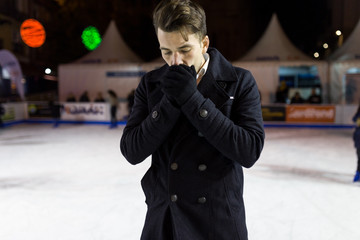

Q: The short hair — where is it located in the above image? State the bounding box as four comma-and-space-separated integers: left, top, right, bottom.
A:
153, 0, 207, 41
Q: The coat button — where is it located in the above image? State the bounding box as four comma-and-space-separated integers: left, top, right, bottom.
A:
170, 163, 178, 170
198, 197, 206, 204
198, 164, 207, 171
199, 109, 208, 118
151, 110, 158, 119
171, 194, 178, 202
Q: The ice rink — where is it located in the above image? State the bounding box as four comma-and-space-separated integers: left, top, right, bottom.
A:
1, 123, 360, 240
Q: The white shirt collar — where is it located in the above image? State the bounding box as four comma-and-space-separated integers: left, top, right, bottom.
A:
196, 52, 210, 79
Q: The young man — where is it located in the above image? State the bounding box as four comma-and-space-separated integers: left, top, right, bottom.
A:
120, 0, 265, 239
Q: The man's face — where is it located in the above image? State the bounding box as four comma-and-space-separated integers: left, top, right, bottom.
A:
157, 28, 209, 72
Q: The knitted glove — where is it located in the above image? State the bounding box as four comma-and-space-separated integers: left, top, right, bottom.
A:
162, 64, 197, 106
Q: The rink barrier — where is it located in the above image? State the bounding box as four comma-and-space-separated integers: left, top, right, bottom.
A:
2, 119, 353, 129
264, 123, 355, 129
0, 102, 358, 128
25, 119, 127, 125
2, 119, 127, 127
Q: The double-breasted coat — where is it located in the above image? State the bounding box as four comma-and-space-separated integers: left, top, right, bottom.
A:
120, 48, 265, 240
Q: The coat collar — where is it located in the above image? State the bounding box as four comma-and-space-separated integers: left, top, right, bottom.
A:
197, 48, 237, 108
205, 47, 237, 83
146, 48, 237, 109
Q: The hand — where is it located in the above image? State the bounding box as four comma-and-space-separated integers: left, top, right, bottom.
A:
162, 64, 197, 106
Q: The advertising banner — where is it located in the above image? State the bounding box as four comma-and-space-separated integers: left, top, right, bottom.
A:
61, 103, 109, 121
1, 103, 28, 122
286, 105, 336, 123
262, 105, 286, 121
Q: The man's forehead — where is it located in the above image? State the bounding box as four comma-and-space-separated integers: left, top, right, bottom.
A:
158, 29, 199, 47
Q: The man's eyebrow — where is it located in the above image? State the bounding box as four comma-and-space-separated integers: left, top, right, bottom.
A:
159, 44, 193, 51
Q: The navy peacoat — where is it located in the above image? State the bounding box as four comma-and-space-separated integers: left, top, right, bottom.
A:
120, 48, 265, 240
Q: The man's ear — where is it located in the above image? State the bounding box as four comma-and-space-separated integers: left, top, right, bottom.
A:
202, 35, 210, 54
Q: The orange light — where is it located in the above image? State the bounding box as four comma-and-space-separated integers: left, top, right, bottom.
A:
20, 19, 46, 48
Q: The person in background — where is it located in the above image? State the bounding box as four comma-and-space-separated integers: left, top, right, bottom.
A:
275, 80, 289, 103
49, 99, 62, 128
94, 92, 105, 102
79, 91, 90, 102
107, 90, 118, 129
127, 89, 135, 116
307, 88, 322, 104
352, 106, 360, 182
290, 91, 304, 104
66, 92, 77, 102
120, 0, 265, 239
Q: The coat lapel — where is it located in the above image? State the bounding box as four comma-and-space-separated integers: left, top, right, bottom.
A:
198, 74, 230, 109
198, 48, 238, 109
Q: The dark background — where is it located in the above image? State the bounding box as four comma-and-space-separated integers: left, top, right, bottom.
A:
44, 0, 359, 64
1, 0, 360, 99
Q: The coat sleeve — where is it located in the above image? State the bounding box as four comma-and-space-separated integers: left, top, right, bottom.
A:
181, 69, 265, 168
120, 76, 181, 165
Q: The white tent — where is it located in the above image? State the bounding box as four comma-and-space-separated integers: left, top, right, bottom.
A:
58, 20, 143, 103
232, 14, 328, 104
241, 14, 312, 62
76, 20, 142, 64
329, 17, 360, 104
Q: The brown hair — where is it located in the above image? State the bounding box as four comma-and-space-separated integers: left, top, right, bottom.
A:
153, 0, 207, 41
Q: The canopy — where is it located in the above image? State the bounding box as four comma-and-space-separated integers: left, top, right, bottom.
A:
329, 17, 360, 103
76, 20, 142, 63
233, 14, 327, 104
329, 17, 360, 61
239, 14, 312, 62
59, 20, 143, 102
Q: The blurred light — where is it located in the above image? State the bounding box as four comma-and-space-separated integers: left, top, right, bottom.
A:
347, 67, 360, 74
45, 68, 51, 74
82, 26, 102, 51
20, 19, 46, 48
335, 30, 342, 36
314, 52, 320, 58
21, 78, 26, 84
2, 68, 10, 78
43, 75, 57, 81
323, 43, 328, 49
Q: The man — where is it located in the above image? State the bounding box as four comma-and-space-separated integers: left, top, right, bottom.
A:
307, 88, 322, 104
120, 0, 265, 239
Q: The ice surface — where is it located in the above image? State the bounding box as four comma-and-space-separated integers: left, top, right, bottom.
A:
0, 124, 359, 240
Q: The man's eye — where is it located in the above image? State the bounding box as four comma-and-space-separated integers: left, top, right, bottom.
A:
181, 49, 191, 53
163, 51, 172, 55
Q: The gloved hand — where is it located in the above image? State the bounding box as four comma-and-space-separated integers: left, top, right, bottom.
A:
162, 64, 197, 106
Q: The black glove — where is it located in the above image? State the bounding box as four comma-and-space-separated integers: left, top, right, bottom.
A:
162, 64, 197, 106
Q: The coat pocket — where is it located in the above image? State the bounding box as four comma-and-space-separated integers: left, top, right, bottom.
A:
141, 166, 158, 205
223, 170, 244, 212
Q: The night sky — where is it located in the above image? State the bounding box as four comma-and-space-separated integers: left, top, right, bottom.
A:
46, 0, 357, 64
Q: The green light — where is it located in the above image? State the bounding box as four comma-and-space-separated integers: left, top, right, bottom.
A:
81, 26, 102, 51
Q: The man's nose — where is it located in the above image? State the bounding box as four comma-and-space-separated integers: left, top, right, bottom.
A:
171, 52, 183, 66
